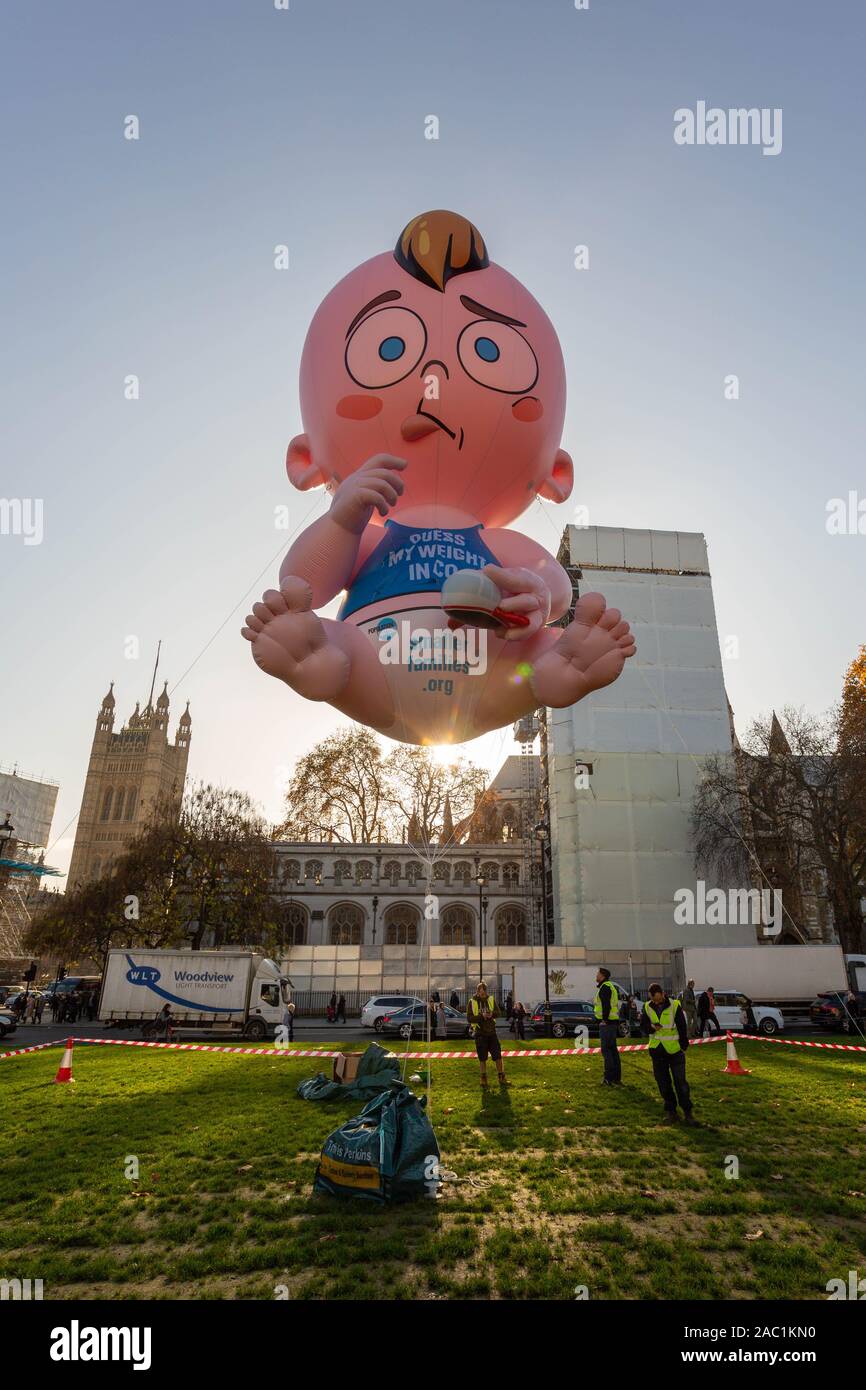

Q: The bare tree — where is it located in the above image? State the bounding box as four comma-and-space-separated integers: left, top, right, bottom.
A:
277, 729, 388, 843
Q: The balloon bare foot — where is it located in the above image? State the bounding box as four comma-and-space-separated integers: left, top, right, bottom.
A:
530, 593, 636, 707
241, 577, 350, 700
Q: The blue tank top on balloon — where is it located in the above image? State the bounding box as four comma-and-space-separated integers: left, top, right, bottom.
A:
339, 520, 499, 620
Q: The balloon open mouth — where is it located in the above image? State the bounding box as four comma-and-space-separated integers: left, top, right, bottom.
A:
401, 405, 459, 445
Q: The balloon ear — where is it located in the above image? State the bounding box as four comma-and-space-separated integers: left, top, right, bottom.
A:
537, 448, 574, 503
286, 434, 328, 491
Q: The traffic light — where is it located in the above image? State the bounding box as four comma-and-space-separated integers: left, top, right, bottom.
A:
23, 962, 37, 982
58, 966, 67, 981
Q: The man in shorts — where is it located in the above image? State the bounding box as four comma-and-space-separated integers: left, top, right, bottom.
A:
467, 981, 508, 1088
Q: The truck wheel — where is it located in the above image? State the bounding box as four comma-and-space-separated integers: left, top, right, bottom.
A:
759, 1017, 777, 1035
243, 1018, 267, 1041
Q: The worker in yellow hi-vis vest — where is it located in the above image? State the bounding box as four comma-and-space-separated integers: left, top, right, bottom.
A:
640, 983, 700, 1126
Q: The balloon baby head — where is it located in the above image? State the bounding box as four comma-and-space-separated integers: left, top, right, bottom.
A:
286, 209, 574, 527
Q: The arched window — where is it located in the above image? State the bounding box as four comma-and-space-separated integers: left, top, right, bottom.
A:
283, 903, 308, 945
329, 902, 364, 945
282, 859, 301, 885
125, 787, 137, 822
406, 862, 424, 887
334, 859, 351, 886
481, 861, 499, 884
503, 862, 520, 888
355, 859, 373, 884
502, 804, 518, 841
113, 788, 126, 821
440, 904, 474, 945
384, 902, 419, 945
495, 903, 527, 946
100, 787, 114, 822
305, 860, 323, 884
453, 861, 472, 885
383, 860, 402, 886
433, 862, 450, 885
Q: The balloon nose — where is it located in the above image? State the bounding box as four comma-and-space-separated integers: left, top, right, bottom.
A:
401, 414, 442, 441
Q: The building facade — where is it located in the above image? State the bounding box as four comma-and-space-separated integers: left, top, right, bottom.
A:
67, 683, 191, 888
545, 524, 754, 955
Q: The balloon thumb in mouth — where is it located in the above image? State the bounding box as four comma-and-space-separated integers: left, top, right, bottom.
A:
401, 413, 441, 441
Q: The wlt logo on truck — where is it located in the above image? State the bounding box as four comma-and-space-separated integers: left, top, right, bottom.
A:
123, 955, 243, 1011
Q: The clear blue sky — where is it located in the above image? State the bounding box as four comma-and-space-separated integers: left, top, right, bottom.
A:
2, 0, 864, 880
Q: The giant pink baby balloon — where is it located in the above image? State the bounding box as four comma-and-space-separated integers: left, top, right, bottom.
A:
242, 211, 635, 745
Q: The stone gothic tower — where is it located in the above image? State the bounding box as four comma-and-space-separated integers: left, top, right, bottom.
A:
66, 681, 191, 888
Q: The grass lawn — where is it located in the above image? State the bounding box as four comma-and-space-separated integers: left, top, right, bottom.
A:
1, 1035, 864, 1300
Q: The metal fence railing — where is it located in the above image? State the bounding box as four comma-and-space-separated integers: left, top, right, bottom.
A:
289, 987, 475, 1017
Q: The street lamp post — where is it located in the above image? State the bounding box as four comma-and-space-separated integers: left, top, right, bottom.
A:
371, 894, 379, 945
534, 822, 552, 1037
476, 872, 486, 982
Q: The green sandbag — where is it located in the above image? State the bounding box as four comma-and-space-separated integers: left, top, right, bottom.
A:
296, 1042, 400, 1101
314, 1082, 440, 1203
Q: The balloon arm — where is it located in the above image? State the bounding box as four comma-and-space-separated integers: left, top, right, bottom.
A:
279, 514, 367, 607
481, 530, 572, 621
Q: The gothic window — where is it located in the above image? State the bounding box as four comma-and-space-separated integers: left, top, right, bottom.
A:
406, 862, 424, 887
383, 860, 402, 886
100, 787, 114, 822
125, 787, 137, 822
481, 861, 499, 884
502, 804, 518, 841
283, 903, 308, 945
334, 859, 351, 886
384, 902, 419, 945
453, 861, 472, 885
113, 788, 126, 821
282, 859, 301, 885
495, 904, 527, 946
355, 859, 373, 884
305, 860, 323, 884
433, 862, 450, 885
440, 904, 474, 945
503, 862, 520, 888
329, 902, 364, 945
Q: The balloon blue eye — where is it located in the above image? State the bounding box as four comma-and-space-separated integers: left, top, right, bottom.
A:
475, 336, 500, 362
379, 336, 405, 362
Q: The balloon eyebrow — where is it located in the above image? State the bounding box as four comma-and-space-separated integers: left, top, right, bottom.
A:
459, 294, 526, 328
346, 290, 402, 337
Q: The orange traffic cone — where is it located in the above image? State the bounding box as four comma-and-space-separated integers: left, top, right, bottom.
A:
54, 1037, 75, 1084
721, 1031, 751, 1075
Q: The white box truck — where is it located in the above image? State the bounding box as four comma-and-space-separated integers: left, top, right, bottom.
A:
670, 944, 848, 1017
99, 948, 291, 1040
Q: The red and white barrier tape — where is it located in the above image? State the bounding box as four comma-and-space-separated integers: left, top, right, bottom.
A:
2, 1030, 864, 1063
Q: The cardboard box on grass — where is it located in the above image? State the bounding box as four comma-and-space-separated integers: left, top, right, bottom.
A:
332, 1053, 363, 1085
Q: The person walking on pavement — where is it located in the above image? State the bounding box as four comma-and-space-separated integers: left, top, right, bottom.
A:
336, 993, 347, 1024
697, 987, 720, 1038
467, 981, 508, 1088
513, 1001, 527, 1040
681, 979, 698, 1038
34, 994, 45, 1024
449, 990, 459, 1009
641, 983, 699, 1125
594, 967, 622, 1086
436, 1000, 447, 1039
327, 991, 337, 1024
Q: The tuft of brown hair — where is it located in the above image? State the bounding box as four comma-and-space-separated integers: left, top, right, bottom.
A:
394, 210, 489, 292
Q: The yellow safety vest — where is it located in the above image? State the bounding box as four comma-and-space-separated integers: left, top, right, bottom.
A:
594, 980, 619, 1021
644, 997, 683, 1053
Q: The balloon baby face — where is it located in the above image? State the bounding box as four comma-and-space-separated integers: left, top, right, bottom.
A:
288, 211, 574, 526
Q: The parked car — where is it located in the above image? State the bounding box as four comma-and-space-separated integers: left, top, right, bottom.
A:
529, 998, 633, 1040
379, 1003, 472, 1040
810, 991, 865, 1034
361, 994, 425, 1032
706, 989, 784, 1035
0, 1007, 18, 1039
